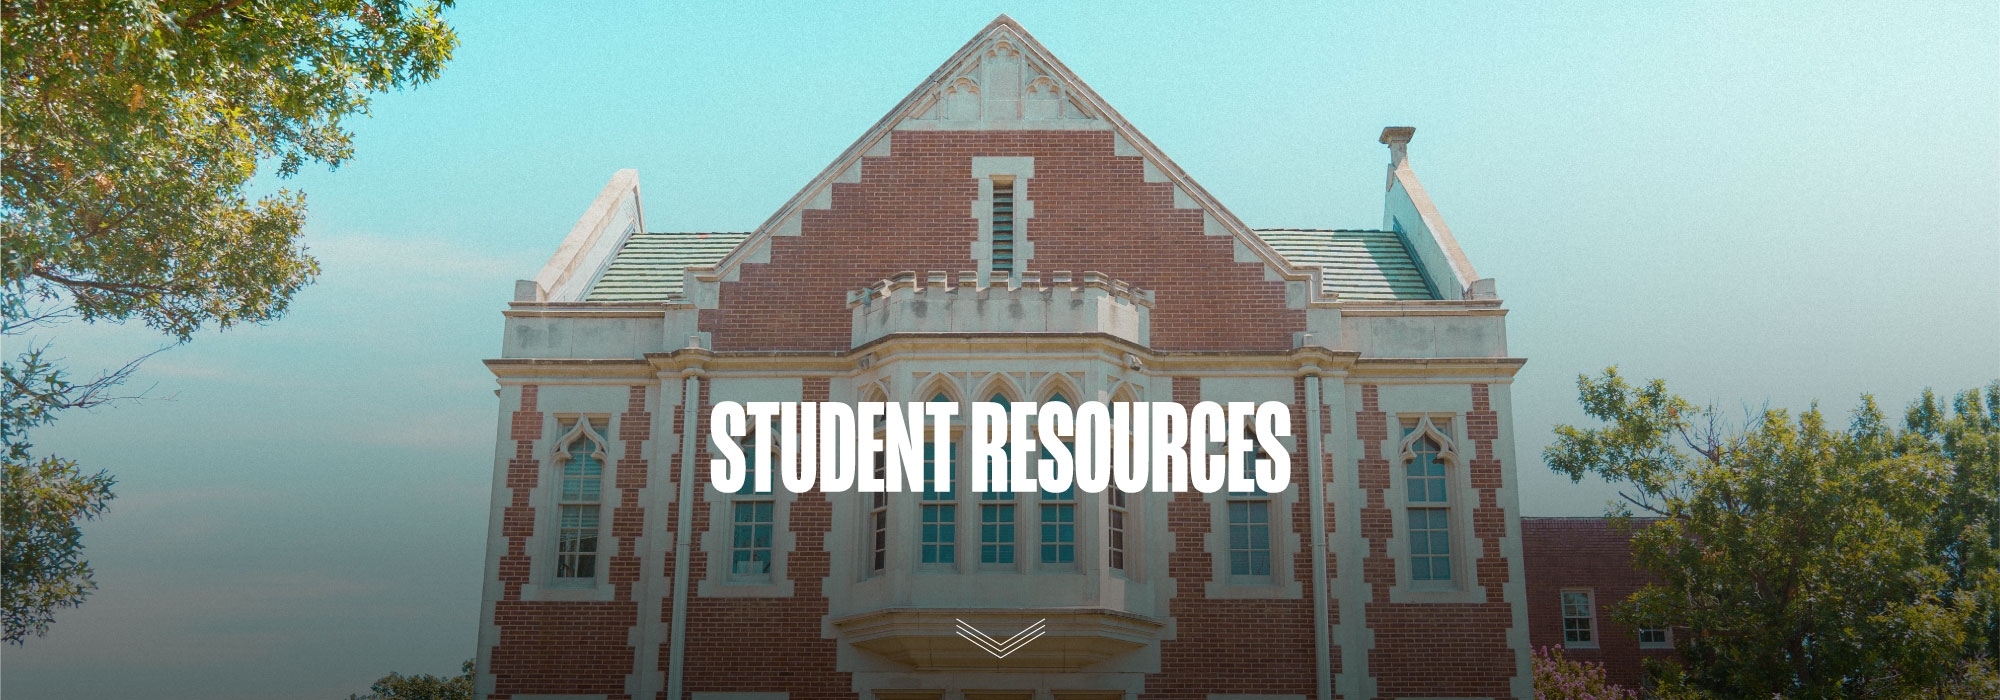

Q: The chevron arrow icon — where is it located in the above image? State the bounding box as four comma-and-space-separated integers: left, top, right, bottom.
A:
954, 618, 1047, 659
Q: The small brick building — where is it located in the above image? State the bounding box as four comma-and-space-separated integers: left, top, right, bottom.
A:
1521, 518, 1672, 690
471, 16, 1593, 700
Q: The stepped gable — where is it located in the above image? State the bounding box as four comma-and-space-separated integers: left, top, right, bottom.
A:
687, 16, 1322, 352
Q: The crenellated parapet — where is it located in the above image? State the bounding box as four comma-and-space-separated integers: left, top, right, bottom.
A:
848, 270, 1153, 348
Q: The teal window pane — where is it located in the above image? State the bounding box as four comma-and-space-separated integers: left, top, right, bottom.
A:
921, 503, 955, 564
1226, 500, 1271, 577
1040, 502, 1075, 564
1409, 506, 1451, 581
981, 504, 1015, 564
730, 497, 775, 576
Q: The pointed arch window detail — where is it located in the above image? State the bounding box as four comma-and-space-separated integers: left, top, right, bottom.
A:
1401, 418, 1456, 582
553, 420, 608, 581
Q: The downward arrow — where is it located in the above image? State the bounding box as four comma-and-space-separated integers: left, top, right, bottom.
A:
954, 618, 1047, 659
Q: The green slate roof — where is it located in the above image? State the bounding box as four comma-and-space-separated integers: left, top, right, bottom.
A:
1253, 229, 1436, 301
583, 232, 748, 302
581, 228, 1434, 303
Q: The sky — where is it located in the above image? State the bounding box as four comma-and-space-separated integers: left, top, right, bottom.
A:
8, 2, 1997, 698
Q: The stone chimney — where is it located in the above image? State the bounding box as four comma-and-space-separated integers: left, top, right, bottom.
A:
1379, 126, 1415, 168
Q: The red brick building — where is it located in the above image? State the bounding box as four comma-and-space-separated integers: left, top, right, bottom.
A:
476, 17, 1542, 700
1521, 518, 1673, 690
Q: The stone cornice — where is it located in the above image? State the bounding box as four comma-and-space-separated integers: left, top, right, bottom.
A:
484, 337, 1523, 382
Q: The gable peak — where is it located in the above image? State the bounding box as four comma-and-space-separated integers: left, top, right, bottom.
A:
900, 19, 1102, 128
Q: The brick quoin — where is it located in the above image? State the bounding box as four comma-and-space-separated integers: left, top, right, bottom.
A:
489, 385, 644, 700
700, 131, 1305, 353
1353, 384, 1522, 700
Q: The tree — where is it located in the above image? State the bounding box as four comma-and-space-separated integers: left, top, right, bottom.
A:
345, 659, 474, 700
1, 0, 455, 642
1546, 368, 2000, 699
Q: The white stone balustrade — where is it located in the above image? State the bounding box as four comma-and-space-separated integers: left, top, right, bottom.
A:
848, 269, 1153, 348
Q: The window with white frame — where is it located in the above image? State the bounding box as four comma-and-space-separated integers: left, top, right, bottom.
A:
1402, 419, 1454, 583
1639, 626, 1671, 649
1226, 421, 1274, 579
1227, 500, 1271, 577
921, 440, 956, 565
729, 439, 776, 580
1562, 589, 1598, 647
554, 420, 606, 582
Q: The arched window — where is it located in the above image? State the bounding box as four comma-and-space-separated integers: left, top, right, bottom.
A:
861, 386, 891, 574
1038, 391, 1075, 566
920, 392, 956, 565
975, 379, 1019, 566
553, 420, 608, 581
1401, 418, 1456, 583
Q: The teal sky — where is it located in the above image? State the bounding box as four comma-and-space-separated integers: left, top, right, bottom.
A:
10, 2, 1997, 698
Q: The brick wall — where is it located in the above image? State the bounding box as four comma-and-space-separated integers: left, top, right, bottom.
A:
1520, 517, 1672, 690
1144, 377, 1320, 699
675, 376, 856, 700
700, 130, 1304, 353
491, 601, 638, 697
1355, 384, 1521, 700
488, 385, 643, 699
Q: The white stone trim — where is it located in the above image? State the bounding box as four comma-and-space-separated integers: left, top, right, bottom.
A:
526, 170, 644, 303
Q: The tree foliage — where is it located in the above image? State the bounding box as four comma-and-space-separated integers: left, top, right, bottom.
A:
1, 347, 117, 643
1532, 645, 1637, 700
344, 659, 473, 700
3, 0, 456, 335
0, 0, 455, 643
1547, 368, 2000, 699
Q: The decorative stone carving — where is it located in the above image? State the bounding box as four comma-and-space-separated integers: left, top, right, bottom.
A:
906, 33, 1098, 126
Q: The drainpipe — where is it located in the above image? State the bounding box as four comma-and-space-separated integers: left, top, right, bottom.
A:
666, 373, 702, 700
1303, 368, 1332, 700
